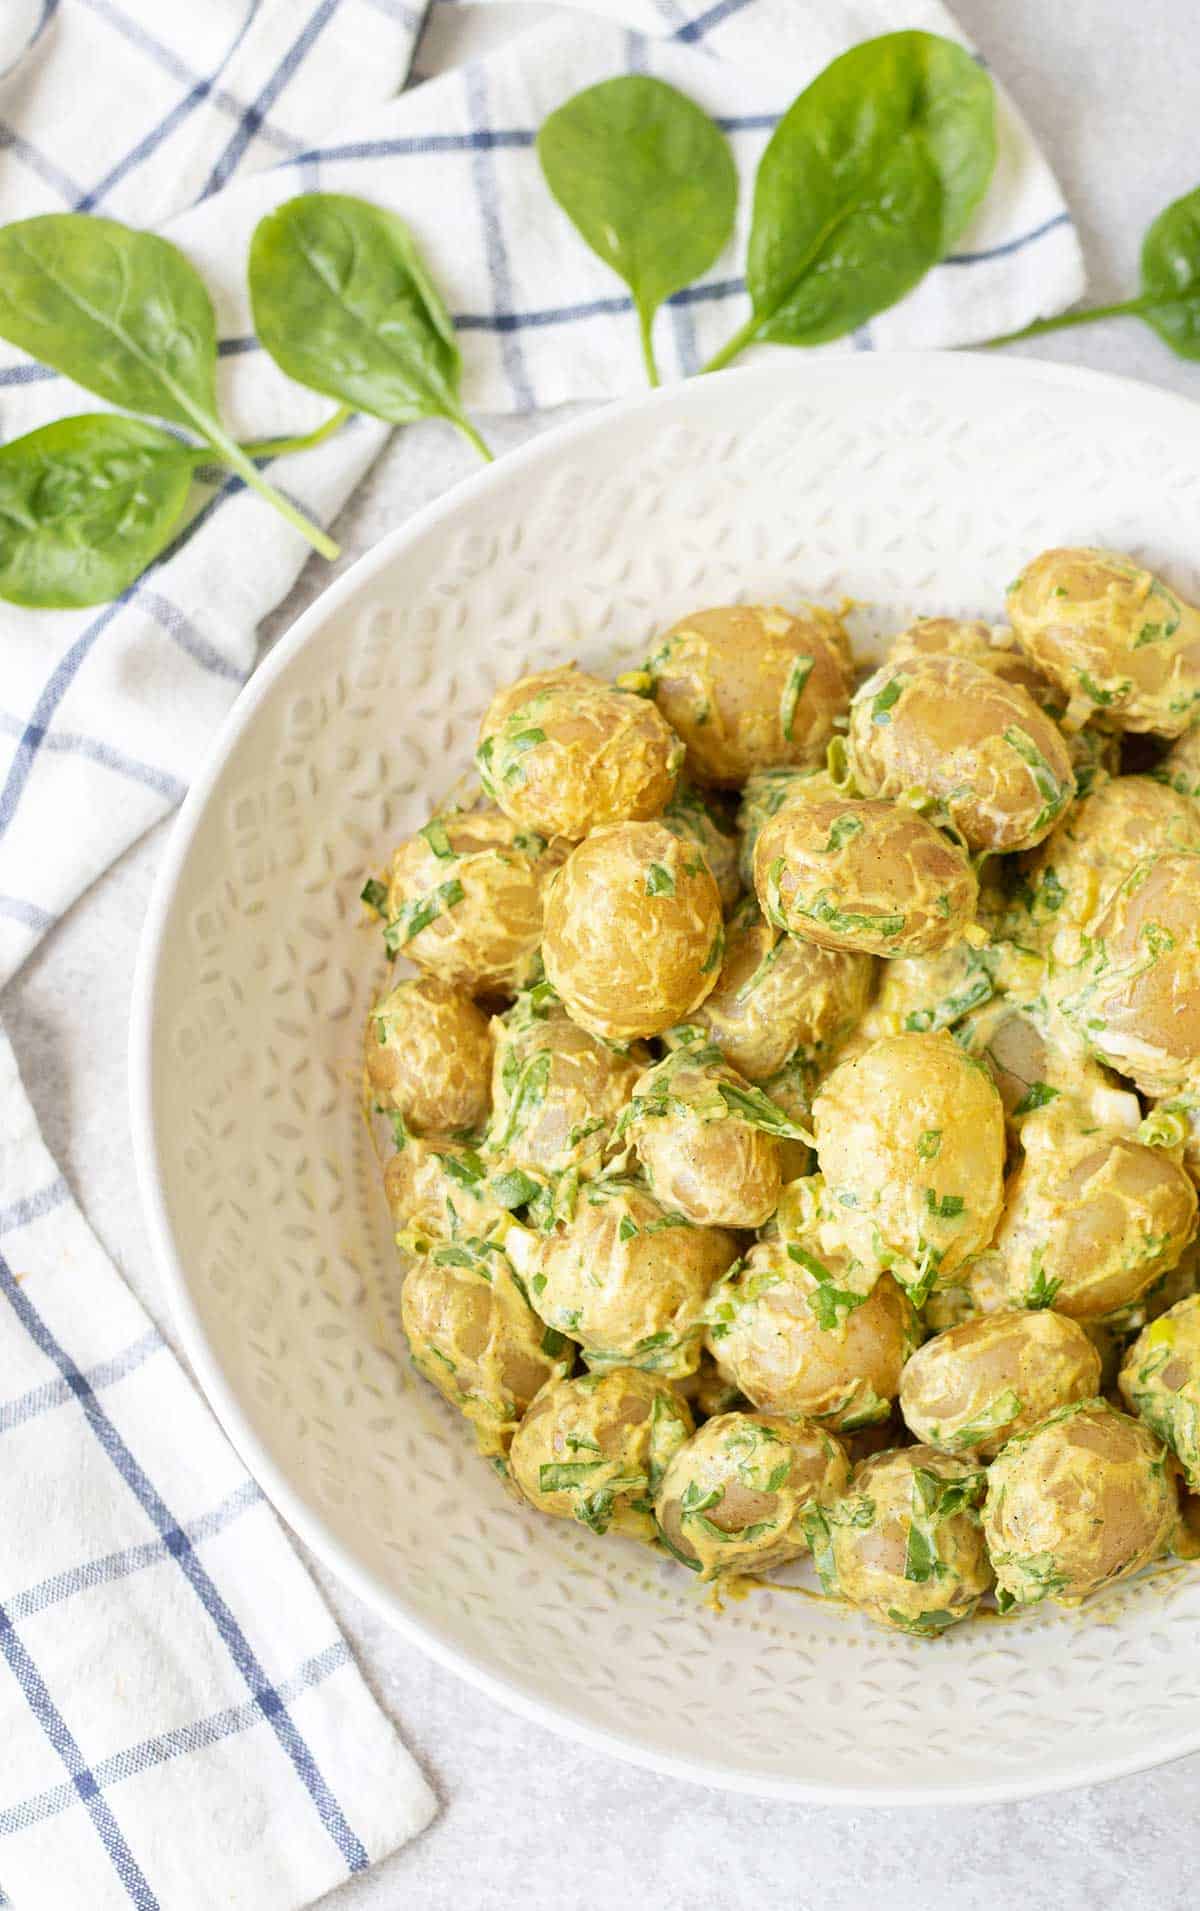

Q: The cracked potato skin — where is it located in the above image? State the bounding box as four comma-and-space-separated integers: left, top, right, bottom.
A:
645, 603, 852, 787
401, 1243, 573, 1457
655, 1412, 850, 1581
811, 1032, 1006, 1296
983, 1400, 1178, 1609
1058, 849, 1200, 1099
1007, 547, 1200, 735
1016, 775, 1200, 964
705, 1238, 919, 1430
487, 992, 645, 1182
848, 652, 1075, 853
365, 974, 492, 1137
900, 1310, 1102, 1461
753, 782, 978, 959
509, 1367, 693, 1542
526, 1177, 740, 1379
695, 898, 874, 1081
542, 821, 724, 1042
805, 1446, 992, 1637
990, 1105, 1197, 1320
385, 806, 566, 998
476, 664, 683, 839
623, 1042, 786, 1230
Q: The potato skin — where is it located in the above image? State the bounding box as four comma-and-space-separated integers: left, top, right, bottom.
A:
812, 1032, 1006, 1296
848, 653, 1075, 853
655, 1412, 849, 1580
1016, 775, 1200, 963
543, 821, 724, 1042
487, 993, 645, 1182
476, 664, 682, 838
528, 1178, 740, 1379
383, 1137, 506, 1251
1007, 547, 1200, 735
386, 807, 566, 997
900, 1310, 1101, 1460
695, 899, 874, 1080
365, 974, 492, 1137
705, 1239, 919, 1429
624, 1043, 785, 1229
983, 1399, 1178, 1608
1120, 1293, 1200, 1489
805, 1446, 992, 1637
401, 1243, 573, 1456
753, 785, 978, 959
991, 1107, 1197, 1319
1059, 849, 1200, 1098
509, 1367, 693, 1541
646, 603, 851, 787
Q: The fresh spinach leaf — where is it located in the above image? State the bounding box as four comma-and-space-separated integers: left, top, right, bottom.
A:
249, 192, 492, 458
1140, 185, 1200, 357
0, 213, 337, 557
0, 414, 194, 608
537, 75, 737, 386
704, 32, 995, 368
984, 183, 1200, 359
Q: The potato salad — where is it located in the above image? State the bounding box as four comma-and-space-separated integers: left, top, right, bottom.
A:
359, 553, 1200, 1639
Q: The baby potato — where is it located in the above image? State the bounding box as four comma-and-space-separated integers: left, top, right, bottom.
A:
695, 898, 874, 1080
705, 1239, 919, 1429
890, 624, 1123, 811
487, 990, 645, 1187
384, 806, 566, 998
1007, 548, 1200, 735
655, 1412, 850, 1581
900, 1311, 1102, 1460
983, 1399, 1178, 1608
805, 1446, 992, 1637
754, 784, 978, 959
1120, 1294, 1200, 1488
509, 1367, 693, 1541
991, 1106, 1198, 1319
525, 1176, 740, 1378
889, 615, 1063, 711
849, 653, 1075, 853
383, 1136, 506, 1251
476, 664, 682, 839
644, 603, 852, 787
812, 1032, 1006, 1300
542, 821, 724, 1042
659, 781, 742, 911
1015, 775, 1200, 964
365, 974, 492, 1137
1059, 850, 1200, 1097
621, 1038, 798, 1229
401, 1240, 573, 1456
959, 995, 1141, 1141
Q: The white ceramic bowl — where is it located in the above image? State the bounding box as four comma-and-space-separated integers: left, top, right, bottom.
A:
132, 355, 1200, 1806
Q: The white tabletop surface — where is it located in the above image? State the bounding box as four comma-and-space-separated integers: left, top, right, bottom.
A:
10, 3, 1200, 1906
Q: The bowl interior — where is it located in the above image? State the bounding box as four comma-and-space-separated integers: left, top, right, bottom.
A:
135, 356, 1200, 1804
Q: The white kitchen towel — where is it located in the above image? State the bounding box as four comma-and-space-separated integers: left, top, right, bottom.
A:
0, 0, 1085, 983
0, 1027, 436, 1911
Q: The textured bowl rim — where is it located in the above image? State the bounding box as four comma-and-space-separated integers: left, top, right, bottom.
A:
131, 351, 1200, 1807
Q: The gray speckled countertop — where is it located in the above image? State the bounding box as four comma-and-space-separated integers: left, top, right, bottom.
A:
10, 3, 1200, 1905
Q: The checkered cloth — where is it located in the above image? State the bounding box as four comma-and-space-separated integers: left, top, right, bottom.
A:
0, 1028, 436, 1911
0, 2, 1082, 1906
